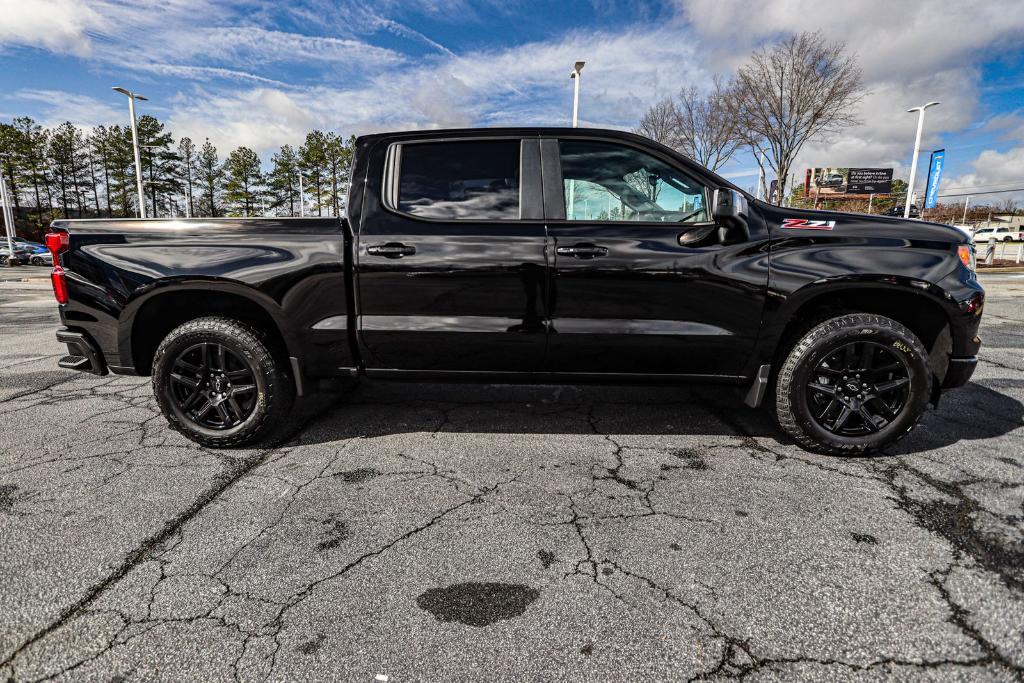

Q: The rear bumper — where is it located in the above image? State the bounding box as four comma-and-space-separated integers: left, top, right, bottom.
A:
942, 356, 977, 389
56, 328, 108, 375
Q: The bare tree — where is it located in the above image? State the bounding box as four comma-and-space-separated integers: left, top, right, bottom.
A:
729, 31, 865, 200
675, 77, 742, 172
635, 98, 679, 147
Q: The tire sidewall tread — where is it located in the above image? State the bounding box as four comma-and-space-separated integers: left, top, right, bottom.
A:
152, 317, 294, 448
775, 313, 931, 456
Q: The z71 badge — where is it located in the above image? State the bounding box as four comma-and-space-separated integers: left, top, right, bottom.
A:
781, 218, 836, 230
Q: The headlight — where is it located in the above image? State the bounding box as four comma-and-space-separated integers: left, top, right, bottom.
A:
957, 244, 976, 272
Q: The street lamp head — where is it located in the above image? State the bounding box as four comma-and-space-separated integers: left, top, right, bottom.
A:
907, 101, 940, 113
570, 60, 585, 78
113, 86, 147, 101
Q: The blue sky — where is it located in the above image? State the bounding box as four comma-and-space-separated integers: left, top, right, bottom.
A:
2, 0, 1023, 201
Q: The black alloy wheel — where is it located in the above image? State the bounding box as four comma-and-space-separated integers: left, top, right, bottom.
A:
774, 313, 931, 455
805, 341, 910, 436
169, 342, 258, 430
152, 317, 294, 447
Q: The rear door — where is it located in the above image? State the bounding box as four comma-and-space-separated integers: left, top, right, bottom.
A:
354, 136, 550, 373
543, 136, 768, 377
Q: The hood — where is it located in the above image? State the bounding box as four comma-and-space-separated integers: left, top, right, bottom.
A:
754, 201, 968, 245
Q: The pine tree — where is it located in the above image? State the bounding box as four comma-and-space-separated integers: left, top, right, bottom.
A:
267, 144, 299, 216
104, 125, 138, 217
324, 133, 355, 217
0, 123, 22, 216
136, 115, 180, 217
47, 122, 89, 218
299, 130, 329, 216
89, 126, 114, 216
12, 117, 50, 224
223, 147, 263, 217
197, 139, 222, 217
178, 137, 198, 217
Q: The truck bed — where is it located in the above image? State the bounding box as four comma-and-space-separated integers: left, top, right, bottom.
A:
52, 217, 356, 382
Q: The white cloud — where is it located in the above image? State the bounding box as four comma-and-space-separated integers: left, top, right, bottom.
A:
942, 146, 1024, 206
9, 89, 122, 128
155, 24, 709, 156
678, 0, 1024, 81
675, 0, 1024, 187
0, 0, 103, 56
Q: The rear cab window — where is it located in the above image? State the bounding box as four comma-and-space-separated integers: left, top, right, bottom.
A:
393, 140, 521, 220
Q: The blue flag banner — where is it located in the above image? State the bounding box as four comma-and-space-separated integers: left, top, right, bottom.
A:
924, 149, 945, 209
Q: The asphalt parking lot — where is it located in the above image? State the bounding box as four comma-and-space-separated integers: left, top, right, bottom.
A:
1, 267, 1022, 682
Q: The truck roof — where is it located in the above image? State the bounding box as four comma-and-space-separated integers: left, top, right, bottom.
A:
354, 126, 739, 191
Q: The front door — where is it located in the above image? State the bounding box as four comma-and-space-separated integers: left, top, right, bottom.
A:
544, 137, 768, 377
356, 137, 550, 373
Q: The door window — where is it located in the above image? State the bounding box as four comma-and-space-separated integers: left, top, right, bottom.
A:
559, 140, 709, 223
397, 140, 520, 220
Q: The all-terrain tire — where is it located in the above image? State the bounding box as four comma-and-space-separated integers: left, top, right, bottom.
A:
152, 317, 294, 448
775, 313, 931, 456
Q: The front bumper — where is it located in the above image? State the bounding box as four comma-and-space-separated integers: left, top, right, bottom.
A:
942, 355, 978, 389
56, 328, 108, 375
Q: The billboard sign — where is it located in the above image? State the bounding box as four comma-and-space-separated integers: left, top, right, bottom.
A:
924, 149, 945, 209
846, 168, 893, 194
808, 167, 848, 195
806, 167, 894, 195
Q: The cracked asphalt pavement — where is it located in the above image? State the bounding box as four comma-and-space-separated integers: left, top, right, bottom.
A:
1, 269, 1022, 682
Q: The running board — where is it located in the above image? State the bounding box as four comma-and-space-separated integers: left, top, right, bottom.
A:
744, 364, 771, 408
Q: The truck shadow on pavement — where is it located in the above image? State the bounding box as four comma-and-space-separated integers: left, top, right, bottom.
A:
284, 379, 1023, 455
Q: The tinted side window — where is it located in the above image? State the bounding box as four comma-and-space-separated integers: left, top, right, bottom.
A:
559, 140, 709, 223
398, 140, 520, 220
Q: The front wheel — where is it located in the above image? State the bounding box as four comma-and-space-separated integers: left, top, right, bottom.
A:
775, 313, 931, 455
152, 317, 294, 448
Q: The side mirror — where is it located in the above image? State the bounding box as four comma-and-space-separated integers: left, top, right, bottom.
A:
711, 188, 750, 244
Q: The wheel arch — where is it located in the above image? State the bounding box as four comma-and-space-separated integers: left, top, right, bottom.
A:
767, 278, 954, 383
120, 279, 295, 376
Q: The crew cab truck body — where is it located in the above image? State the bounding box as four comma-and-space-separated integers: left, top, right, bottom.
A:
49, 127, 984, 454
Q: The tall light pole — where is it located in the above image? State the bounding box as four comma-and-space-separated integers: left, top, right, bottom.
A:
113, 87, 148, 218
904, 101, 940, 219
569, 61, 585, 127
567, 61, 585, 218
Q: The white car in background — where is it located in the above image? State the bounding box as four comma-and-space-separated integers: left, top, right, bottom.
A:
972, 226, 1021, 243
29, 251, 53, 266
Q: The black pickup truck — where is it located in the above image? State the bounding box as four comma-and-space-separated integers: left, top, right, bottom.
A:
47, 127, 984, 455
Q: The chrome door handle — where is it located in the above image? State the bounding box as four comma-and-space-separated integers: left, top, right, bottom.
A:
556, 243, 609, 259
367, 242, 416, 258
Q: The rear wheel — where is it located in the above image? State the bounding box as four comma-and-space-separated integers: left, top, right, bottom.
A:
152, 317, 294, 448
775, 313, 931, 455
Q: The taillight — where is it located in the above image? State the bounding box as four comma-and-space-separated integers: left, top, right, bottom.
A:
45, 230, 70, 304
51, 267, 68, 304
45, 230, 69, 260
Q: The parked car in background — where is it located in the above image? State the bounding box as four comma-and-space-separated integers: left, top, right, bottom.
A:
818, 172, 845, 188
29, 251, 53, 266
0, 245, 34, 265
972, 226, 1020, 243
884, 205, 920, 218
14, 238, 49, 254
